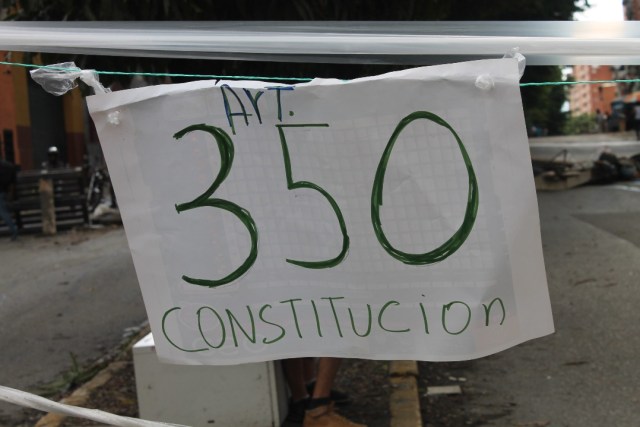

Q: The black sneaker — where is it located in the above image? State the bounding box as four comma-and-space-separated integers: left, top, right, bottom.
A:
306, 381, 351, 406
283, 397, 309, 425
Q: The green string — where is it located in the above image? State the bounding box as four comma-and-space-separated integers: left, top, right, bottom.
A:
96, 69, 313, 82
0, 60, 313, 82
2, 60, 639, 87
519, 79, 640, 87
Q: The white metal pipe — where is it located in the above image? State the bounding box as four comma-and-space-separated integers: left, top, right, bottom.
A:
0, 21, 639, 65
0, 385, 188, 427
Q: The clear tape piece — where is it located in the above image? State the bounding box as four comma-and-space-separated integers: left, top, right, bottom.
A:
473, 48, 523, 91
0, 385, 189, 427
475, 74, 495, 91
30, 62, 109, 96
504, 48, 526, 79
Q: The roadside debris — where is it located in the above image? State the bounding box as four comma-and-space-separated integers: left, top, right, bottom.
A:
532, 149, 640, 191
592, 151, 639, 183
90, 203, 121, 224
532, 150, 592, 191
425, 385, 462, 396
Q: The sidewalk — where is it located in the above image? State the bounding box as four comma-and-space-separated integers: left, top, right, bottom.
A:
529, 130, 639, 144
0, 227, 147, 427
529, 131, 640, 162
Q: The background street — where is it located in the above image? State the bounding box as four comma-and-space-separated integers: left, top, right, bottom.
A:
423, 182, 640, 426
1, 181, 640, 426
479, 183, 640, 426
0, 228, 147, 426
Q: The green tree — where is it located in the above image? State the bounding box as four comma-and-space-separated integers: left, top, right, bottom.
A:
564, 113, 597, 134
5, 0, 587, 21
521, 66, 569, 136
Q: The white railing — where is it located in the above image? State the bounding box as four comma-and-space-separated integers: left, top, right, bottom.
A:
0, 21, 638, 65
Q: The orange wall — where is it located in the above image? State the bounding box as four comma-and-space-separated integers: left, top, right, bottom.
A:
0, 52, 87, 169
0, 57, 17, 160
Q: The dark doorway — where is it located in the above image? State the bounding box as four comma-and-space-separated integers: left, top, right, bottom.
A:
28, 77, 66, 169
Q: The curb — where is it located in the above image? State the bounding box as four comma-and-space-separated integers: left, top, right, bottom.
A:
34, 361, 130, 427
34, 323, 151, 427
389, 361, 422, 427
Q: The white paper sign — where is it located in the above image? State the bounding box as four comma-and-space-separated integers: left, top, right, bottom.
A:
87, 58, 553, 365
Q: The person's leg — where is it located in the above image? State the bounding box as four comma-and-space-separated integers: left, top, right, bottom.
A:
304, 358, 365, 427
282, 358, 309, 402
281, 357, 309, 402
302, 357, 316, 385
310, 358, 341, 400
0, 192, 17, 240
282, 358, 311, 425
304, 357, 352, 407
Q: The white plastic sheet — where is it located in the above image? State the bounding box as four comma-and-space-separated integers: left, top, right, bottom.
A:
87, 58, 554, 365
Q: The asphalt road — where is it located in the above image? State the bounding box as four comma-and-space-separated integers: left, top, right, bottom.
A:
0, 227, 147, 426
425, 182, 640, 427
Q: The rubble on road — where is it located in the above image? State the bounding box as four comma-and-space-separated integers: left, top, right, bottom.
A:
532, 149, 640, 191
